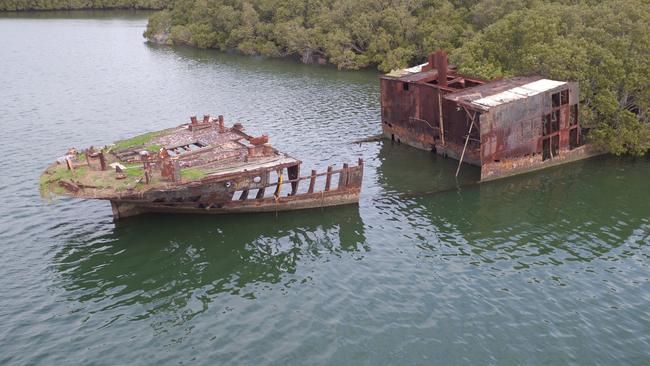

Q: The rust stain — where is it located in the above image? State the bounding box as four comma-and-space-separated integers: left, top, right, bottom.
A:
380, 49, 598, 180
41, 115, 364, 219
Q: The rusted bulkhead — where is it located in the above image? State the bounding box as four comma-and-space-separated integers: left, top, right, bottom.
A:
380, 50, 600, 180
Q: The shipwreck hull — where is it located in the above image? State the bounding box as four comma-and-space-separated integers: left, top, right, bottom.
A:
110, 189, 361, 219
108, 158, 365, 219
42, 115, 365, 219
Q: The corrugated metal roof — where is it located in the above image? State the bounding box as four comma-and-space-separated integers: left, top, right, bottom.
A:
472, 79, 566, 108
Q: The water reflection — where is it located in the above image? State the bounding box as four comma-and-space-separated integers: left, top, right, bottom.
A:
53, 206, 365, 327
145, 42, 380, 84
375, 141, 480, 195
375, 142, 649, 269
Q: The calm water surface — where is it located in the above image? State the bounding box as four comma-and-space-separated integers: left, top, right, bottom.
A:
1, 12, 649, 365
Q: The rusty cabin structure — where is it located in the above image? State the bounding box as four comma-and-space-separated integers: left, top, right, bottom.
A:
380, 50, 599, 181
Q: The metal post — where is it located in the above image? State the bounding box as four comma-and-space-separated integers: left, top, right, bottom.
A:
324, 166, 332, 191
273, 169, 282, 198
455, 119, 475, 178
338, 163, 349, 188
437, 91, 445, 146
308, 169, 316, 194
98, 151, 106, 171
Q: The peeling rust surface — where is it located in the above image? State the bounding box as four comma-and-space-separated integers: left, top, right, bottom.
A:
380, 49, 597, 180
41, 116, 364, 219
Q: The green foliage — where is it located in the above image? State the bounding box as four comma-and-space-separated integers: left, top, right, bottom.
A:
146, 144, 162, 153
113, 130, 167, 150
7, 0, 648, 156
40, 165, 88, 196
0, 0, 170, 11
123, 164, 144, 178
452, 0, 650, 155
140, 0, 649, 155
144, 0, 470, 71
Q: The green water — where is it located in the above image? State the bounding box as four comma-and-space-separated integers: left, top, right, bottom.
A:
1, 11, 649, 365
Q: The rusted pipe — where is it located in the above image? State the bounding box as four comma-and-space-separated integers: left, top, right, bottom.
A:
435, 49, 448, 86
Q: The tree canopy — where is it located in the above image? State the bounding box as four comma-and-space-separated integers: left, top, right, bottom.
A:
144, 0, 649, 155
3, 0, 648, 155
0, 0, 169, 11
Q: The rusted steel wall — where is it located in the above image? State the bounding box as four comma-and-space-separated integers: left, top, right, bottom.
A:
480, 94, 544, 161
442, 97, 472, 146
480, 82, 579, 164
479, 82, 584, 180
380, 77, 470, 150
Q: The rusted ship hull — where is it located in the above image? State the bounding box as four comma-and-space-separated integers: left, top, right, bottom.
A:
108, 160, 364, 219
110, 189, 360, 219
41, 115, 364, 220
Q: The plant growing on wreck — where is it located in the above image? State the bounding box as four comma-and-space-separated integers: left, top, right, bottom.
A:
180, 167, 207, 180
113, 130, 168, 151
40, 165, 89, 196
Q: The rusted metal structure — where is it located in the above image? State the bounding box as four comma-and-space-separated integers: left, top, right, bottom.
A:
380, 50, 601, 181
41, 115, 363, 219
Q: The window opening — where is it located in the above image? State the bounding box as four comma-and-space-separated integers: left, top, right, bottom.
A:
551, 135, 560, 157
569, 128, 579, 150
560, 90, 569, 105
542, 138, 551, 161
542, 114, 551, 136
551, 110, 560, 133
569, 104, 578, 126
552, 92, 561, 108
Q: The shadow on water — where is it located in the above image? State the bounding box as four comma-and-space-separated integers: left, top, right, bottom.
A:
375, 141, 481, 195
51, 205, 365, 325
144, 42, 380, 84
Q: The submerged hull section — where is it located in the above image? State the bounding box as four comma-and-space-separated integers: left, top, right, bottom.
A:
110, 189, 361, 219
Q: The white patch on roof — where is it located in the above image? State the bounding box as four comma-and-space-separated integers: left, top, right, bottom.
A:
387, 62, 429, 77
403, 62, 429, 74
521, 79, 566, 93
472, 79, 566, 108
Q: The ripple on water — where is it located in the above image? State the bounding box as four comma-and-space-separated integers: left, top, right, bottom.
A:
1, 13, 650, 366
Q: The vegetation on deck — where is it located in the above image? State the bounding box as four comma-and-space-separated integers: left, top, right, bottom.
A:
143, 0, 649, 156
40, 126, 214, 198
111, 130, 169, 151
180, 167, 208, 180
